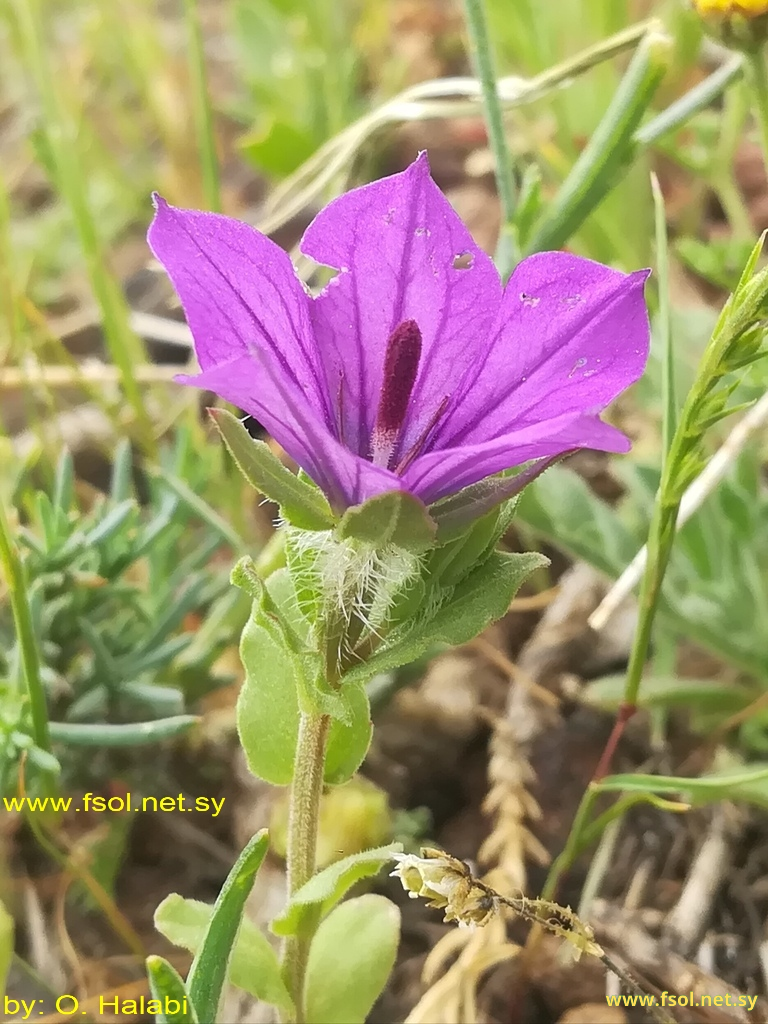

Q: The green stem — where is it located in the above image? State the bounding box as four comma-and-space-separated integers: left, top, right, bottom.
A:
746, 44, 768, 179
182, 0, 221, 211
710, 77, 753, 240
651, 173, 676, 463
528, 27, 671, 255
0, 497, 56, 796
461, 0, 518, 277
282, 712, 330, 1022
540, 786, 599, 902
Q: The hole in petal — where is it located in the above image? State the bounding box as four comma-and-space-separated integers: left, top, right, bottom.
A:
452, 252, 474, 270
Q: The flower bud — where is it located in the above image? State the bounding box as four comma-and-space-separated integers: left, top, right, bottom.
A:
691, 0, 768, 48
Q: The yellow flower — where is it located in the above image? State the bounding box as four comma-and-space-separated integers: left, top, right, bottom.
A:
694, 0, 768, 13
691, 0, 768, 46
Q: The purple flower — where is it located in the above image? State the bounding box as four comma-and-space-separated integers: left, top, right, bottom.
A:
148, 153, 650, 514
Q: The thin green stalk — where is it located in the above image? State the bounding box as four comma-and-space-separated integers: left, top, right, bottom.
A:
651, 173, 676, 463
539, 786, 598, 902
528, 26, 671, 255
635, 54, 743, 148
710, 77, 753, 240
182, 0, 221, 211
281, 712, 330, 1022
0, 497, 56, 796
745, 43, 768, 178
461, 0, 518, 277
541, 239, 768, 896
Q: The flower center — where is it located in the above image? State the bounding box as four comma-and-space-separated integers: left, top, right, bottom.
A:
370, 319, 422, 469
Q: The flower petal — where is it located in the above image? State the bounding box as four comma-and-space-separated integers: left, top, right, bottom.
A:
148, 197, 333, 426
404, 413, 630, 504
435, 252, 650, 447
302, 152, 502, 460
177, 354, 402, 511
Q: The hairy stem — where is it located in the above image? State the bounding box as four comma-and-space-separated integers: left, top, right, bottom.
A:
281, 711, 330, 1022
461, 0, 518, 277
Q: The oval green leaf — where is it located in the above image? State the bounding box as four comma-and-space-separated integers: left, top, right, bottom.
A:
304, 895, 400, 1024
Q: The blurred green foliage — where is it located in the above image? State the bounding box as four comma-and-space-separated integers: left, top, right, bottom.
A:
1, 435, 247, 797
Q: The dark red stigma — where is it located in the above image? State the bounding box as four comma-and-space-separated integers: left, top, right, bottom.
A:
371, 319, 422, 468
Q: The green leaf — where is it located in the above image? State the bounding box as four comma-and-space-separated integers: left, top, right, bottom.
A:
304, 895, 400, 1024
337, 492, 437, 552
341, 551, 546, 686
238, 117, 317, 177
581, 675, 752, 714
49, 716, 199, 747
0, 900, 13, 996
209, 408, 334, 530
325, 683, 372, 785
527, 29, 671, 253
596, 763, 768, 797
146, 956, 198, 1024
717, 772, 768, 810
427, 509, 501, 587
271, 843, 402, 937
155, 894, 292, 1013
186, 830, 270, 1023
238, 585, 371, 785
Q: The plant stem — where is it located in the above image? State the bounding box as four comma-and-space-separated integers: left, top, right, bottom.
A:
0, 497, 56, 797
651, 173, 676, 463
746, 44, 768, 177
282, 711, 330, 1022
461, 0, 518, 277
182, 0, 221, 211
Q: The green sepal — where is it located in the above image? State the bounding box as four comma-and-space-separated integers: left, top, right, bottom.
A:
271, 843, 402, 938
337, 491, 437, 552
231, 557, 309, 659
304, 895, 400, 1024
208, 408, 334, 530
427, 507, 503, 587
341, 551, 547, 687
285, 527, 324, 632
430, 460, 558, 543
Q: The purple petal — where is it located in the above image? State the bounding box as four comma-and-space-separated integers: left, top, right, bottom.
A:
302, 152, 502, 460
148, 197, 333, 426
404, 413, 630, 504
435, 251, 650, 448
177, 355, 402, 511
